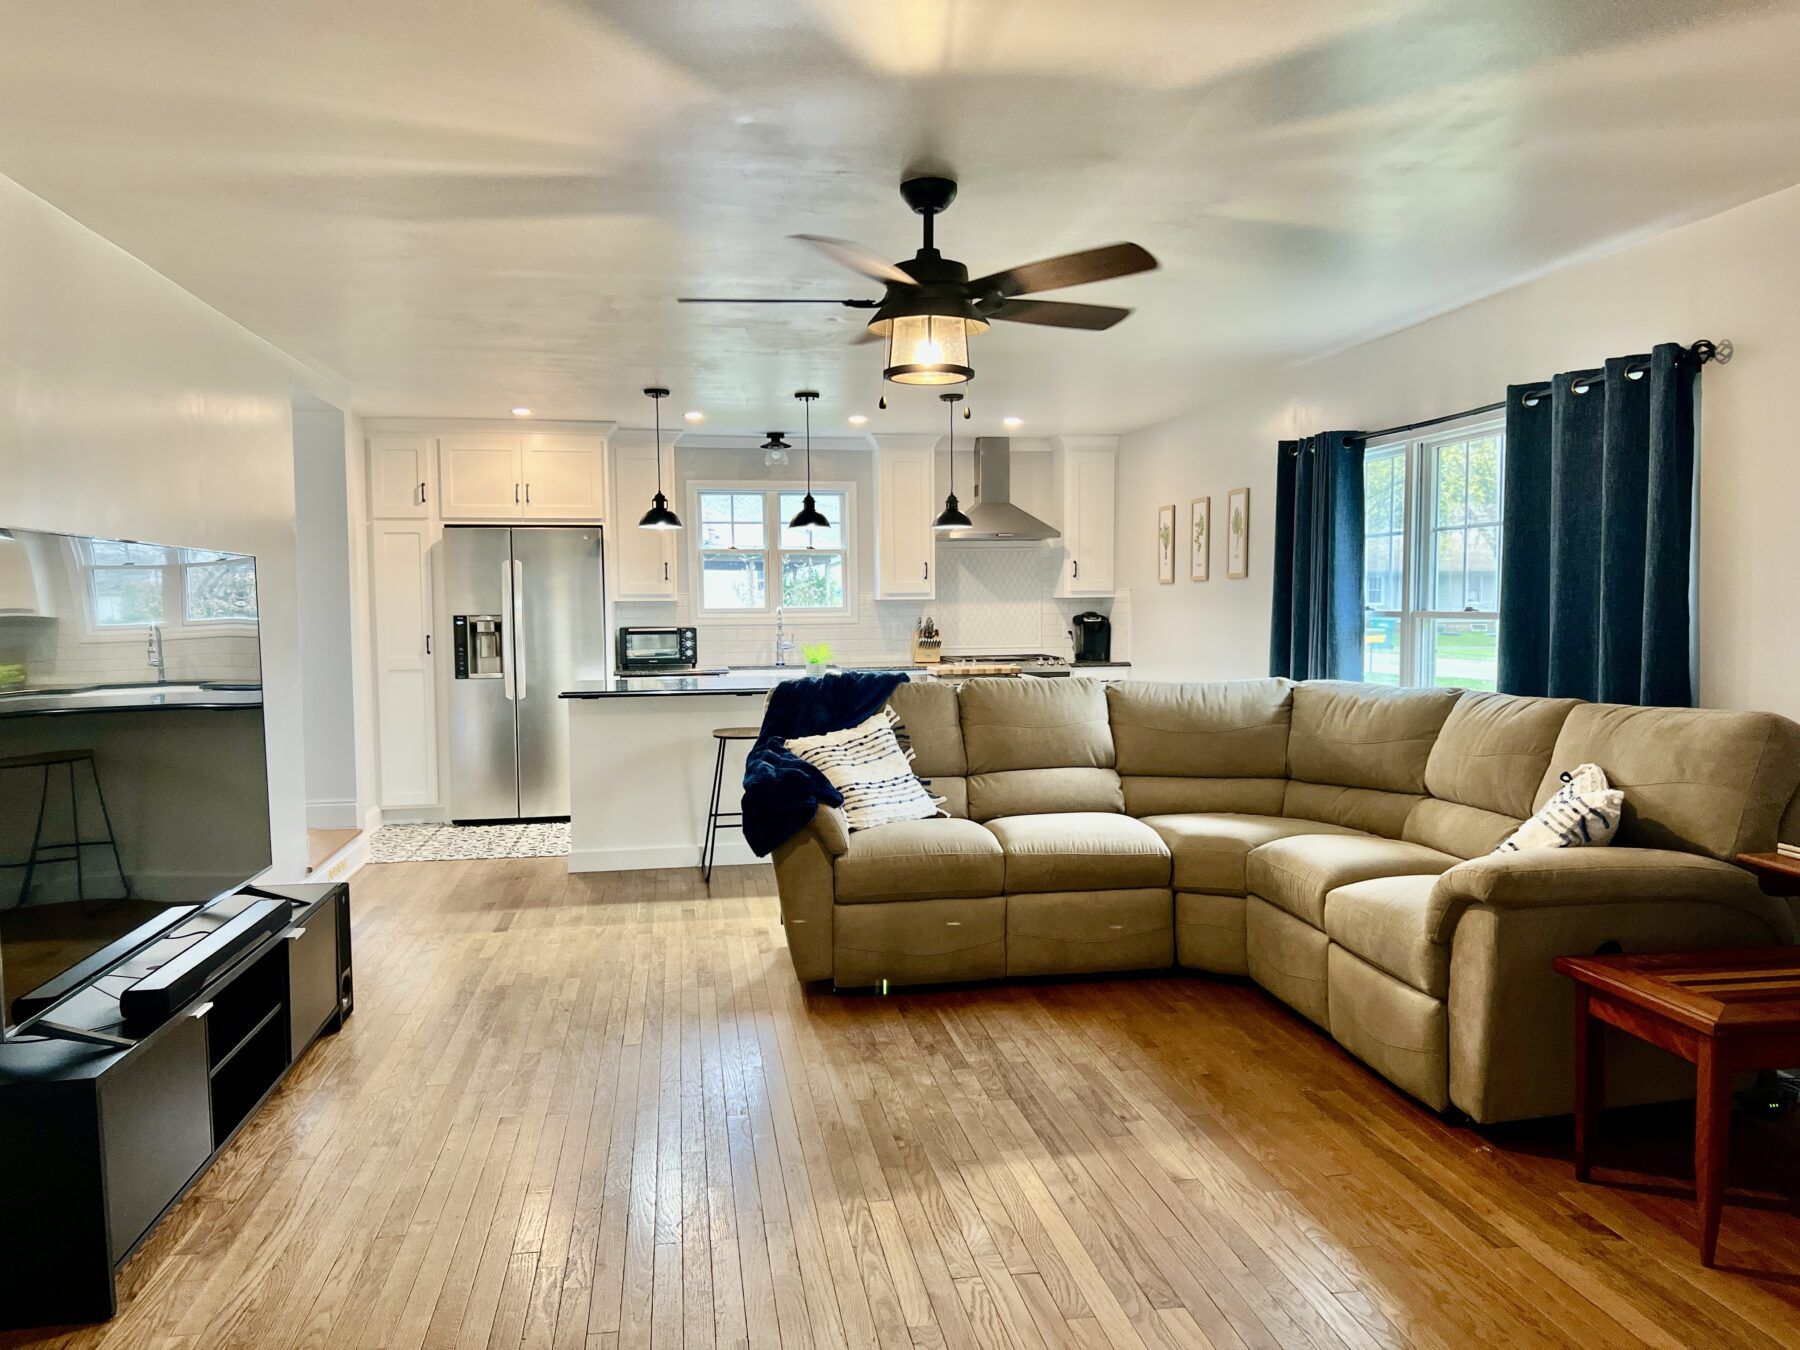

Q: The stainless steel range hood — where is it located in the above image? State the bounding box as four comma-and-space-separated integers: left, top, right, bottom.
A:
938, 437, 1060, 541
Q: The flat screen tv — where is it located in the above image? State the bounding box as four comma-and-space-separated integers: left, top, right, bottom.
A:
0, 526, 270, 1037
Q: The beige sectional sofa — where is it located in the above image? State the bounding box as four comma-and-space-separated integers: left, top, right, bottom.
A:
770, 676, 1800, 1122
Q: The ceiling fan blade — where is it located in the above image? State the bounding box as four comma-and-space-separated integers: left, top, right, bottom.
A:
790, 234, 918, 287
677, 296, 878, 306
989, 298, 1131, 330
971, 242, 1157, 298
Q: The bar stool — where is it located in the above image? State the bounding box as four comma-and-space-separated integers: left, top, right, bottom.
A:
702, 726, 760, 882
0, 749, 131, 909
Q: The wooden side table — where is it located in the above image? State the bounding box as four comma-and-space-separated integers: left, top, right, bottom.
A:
1553, 947, 1800, 1265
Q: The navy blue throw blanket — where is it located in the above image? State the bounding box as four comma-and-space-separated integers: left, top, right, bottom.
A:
741, 670, 908, 857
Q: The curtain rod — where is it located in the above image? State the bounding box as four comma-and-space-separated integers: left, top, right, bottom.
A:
1345, 338, 1731, 445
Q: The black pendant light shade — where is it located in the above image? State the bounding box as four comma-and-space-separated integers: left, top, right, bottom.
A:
788, 391, 830, 532
933, 391, 973, 530
638, 387, 683, 530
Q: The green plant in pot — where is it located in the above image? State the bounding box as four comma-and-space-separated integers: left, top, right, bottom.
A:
802, 642, 833, 676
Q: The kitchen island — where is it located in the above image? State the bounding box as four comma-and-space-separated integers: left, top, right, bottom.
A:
560, 663, 1131, 873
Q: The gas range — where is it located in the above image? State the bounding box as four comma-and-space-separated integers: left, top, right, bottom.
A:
933, 653, 1075, 677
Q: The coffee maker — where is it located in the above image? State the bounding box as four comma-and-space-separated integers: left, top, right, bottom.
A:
1070, 611, 1111, 664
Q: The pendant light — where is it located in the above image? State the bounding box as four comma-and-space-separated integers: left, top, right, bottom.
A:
932, 391, 973, 531
788, 391, 830, 531
637, 387, 682, 530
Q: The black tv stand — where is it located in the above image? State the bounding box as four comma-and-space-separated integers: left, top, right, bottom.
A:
0, 880, 354, 1330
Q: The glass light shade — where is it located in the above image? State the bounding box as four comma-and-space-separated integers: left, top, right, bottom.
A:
638, 491, 682, 530
885, 313, 974, 385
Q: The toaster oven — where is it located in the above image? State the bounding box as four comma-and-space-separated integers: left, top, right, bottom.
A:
616, 626, 698, 672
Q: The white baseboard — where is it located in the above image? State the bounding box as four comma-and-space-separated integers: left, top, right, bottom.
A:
569, 839, 760, 873
306, 798, 360, 830
309, 831, 371, 886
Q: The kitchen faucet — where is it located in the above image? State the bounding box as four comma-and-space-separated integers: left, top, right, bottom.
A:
772, 606, 798, 667
146, 625, 165, 683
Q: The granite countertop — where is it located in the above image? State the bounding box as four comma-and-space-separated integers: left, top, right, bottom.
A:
0, 682, 264, 718
560, 662, 1131, 699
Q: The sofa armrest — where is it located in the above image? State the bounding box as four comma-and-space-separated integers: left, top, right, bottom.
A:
1430, 848, 1793, 943
772, 810, 846, 982
806, 803, 851, 857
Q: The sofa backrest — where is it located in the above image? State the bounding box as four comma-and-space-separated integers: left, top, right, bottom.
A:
887, 680, 968, 817
1540, 703, 1800, 860
1403, 690, 1578, 857
958, 677, 1123, 822
1282, 681, 1461, 837
1106, 679, 1293, 816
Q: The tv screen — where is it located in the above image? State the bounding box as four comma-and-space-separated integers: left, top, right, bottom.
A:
0, 526, 270, 1035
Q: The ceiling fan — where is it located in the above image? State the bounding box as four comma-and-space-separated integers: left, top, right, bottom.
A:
678, 176, 1158, 386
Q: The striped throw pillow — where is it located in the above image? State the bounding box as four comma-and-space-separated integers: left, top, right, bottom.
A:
786, 711, 944, 832
1494, 763, 1625, 852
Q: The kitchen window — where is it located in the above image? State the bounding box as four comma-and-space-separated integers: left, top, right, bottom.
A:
1362, 422, 1504, 691
693, 486, 852, 616
78, 539, 258, 632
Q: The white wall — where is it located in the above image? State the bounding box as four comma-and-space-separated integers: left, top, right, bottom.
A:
293, 401, 359, 827
0, 174, 347, 880
1119, 181, 1800, 724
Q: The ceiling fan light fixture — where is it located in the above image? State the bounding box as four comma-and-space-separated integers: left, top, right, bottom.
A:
872, 308, 985, 387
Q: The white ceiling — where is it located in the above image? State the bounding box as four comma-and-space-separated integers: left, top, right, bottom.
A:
4, 0, 1800, 436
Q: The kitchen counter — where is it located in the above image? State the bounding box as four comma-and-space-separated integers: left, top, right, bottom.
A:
0, 682, 264, 718
561, 662, 1132, 699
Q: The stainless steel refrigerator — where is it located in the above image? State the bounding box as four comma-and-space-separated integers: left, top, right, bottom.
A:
443, 525, 605, 821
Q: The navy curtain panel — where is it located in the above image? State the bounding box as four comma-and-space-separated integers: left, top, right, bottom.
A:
1497, 341, 1698, 705
1269, 431, 1364, 681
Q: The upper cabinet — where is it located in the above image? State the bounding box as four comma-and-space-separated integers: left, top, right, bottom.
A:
610, 437, 677, 600
368, 434, 434, 519
1052, 436, 1117, 598
434, 432, 608, 522
0, 532, 54, 615
872, 437, 937, 600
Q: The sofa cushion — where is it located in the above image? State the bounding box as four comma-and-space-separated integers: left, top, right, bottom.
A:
961, 676, 1114, 772
1141, 813, 1366, 895
1424, 690, 1580, 819
1288, 681, 1460, 794
1325, 874, 1449, 998
986, 812, 1171, 894
967, 767, 1124, 823
1123, 776, 1287, 818
1106, 679, 1292, 777
1282, 782, 1423, 839
1247, 833, 1460, 928
888, 680, 968, 819
1538, 703, 1800, 860
833, 818, 1004, 904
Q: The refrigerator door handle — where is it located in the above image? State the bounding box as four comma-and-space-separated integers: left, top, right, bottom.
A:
513, 557, 528, 700
500, 556, 515, 701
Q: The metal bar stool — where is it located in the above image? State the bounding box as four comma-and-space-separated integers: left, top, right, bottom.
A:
0, 749, 131, 909
702, 726, 760, 882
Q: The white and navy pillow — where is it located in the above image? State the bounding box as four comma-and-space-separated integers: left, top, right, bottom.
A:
1494, 763, 1625, 852
786, 710, 944, 832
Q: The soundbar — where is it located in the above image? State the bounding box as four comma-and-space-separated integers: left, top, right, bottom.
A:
117, 898, 290, 1025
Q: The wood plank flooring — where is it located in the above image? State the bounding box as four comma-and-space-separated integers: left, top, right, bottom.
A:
7, 856, 1800, 1349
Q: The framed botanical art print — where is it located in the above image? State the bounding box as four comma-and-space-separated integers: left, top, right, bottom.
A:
1189, 496, 1210, 581
1156, 504, 1176, 584
1226, 487, 1250, 579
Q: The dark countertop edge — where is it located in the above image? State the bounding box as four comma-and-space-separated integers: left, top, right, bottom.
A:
560, 663, 1134, 700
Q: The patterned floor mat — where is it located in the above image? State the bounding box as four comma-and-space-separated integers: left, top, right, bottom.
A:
368, 821, 570, 863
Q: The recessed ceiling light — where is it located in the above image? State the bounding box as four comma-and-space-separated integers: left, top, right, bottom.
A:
684, 410, 705, 423
848, 414, 869, 426
511, 406, 532, 417
1002, 416, 1024, 429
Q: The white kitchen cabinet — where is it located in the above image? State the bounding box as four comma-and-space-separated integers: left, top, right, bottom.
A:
873, 438, 937, 600
0, 532, 53, 615
368, 434, 433, 519
1053, 437, 1117, 597
610, 438, 677, 600
522, 434, 607, 520
371, 522, 439, 808
439, 434, 525, 519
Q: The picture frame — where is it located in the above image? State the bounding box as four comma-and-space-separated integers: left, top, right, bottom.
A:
1226, 488, 1250, 579
1157, 504, 1176, 584
1189, 496, 1210, 581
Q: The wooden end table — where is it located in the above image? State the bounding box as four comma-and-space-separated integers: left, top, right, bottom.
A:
1553, 947, 1800, 1265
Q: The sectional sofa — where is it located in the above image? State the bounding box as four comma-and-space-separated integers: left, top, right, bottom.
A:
770, 677, 1800, 1122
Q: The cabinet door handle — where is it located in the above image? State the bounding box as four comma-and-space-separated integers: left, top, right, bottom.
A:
425, 634, 432, 656
525, 483, 531, 504
190, 1002, 214, 1020
420, 480, 427, 505
515, 483, 521, 504
1073, 559, 1079, 579
923, 561, 929, 581
663, 561, 670, 582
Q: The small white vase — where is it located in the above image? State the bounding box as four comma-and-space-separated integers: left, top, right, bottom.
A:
806, 661, 830, 677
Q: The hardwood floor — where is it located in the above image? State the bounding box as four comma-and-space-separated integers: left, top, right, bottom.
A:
8, 856, 1800, 1349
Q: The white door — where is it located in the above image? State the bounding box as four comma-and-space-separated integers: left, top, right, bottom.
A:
439, 434, 522, 519
611, 440, 677, 599
368, 435, 432, 519
372, 523, 439, 807
522, 434, 607, 520
876, 445, 935, 599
